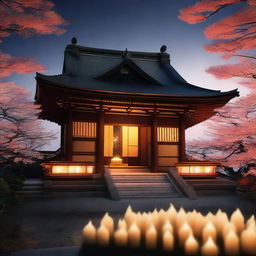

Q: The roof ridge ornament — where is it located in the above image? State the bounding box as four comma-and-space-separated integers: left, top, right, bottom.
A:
71, 37, 77, 45
160, 45, 170, 64
160, 45, 167, 53
123, 48, 131, 60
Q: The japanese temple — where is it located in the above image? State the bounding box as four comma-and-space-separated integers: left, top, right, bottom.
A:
35, 39, 239, 198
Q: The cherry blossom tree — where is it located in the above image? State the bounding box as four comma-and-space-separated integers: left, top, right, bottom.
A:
0, 0, 67, 164
179, 0, 256, 168
0, 82, 55, 164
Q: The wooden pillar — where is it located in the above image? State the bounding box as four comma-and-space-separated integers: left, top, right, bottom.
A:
151, 113, 158, 172
179, 115, 187, 162
66, 110, 73, 161
96, 110, 105, 174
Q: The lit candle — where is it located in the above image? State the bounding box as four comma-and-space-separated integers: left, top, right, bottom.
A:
201, 237, 219, 256
224, 230, 239, 256
246, 215, 256, 228
222, 222, 237, 238
114, 227, 128, 247
128, 223, 141, 248
241, 226, 256, 255
166, 204, 177, 223
140, 212, 151, 233
193, 213, 206, 238
101, 213, 114, 235
185, 233, 199, 255
176, 207, 187, 229
158, 209, 168, 228
162, 230, 174, 252
145, 224, 157, 250
118, 219, 127, 230
162, 220, 173, 234
178, 222, 192, 245
83, 221, 96, 244
202, 222, 217, 243
96, 224, 110, 246
230, 208, 245, 234
125, 206, 136, 228
215, 210, 229, 237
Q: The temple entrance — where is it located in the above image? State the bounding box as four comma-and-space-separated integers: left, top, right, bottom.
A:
104, 125, 148, 166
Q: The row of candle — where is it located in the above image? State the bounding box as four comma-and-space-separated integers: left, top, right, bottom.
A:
82, 205, 256, 255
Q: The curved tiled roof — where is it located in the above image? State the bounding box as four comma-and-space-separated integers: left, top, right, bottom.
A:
36, 44, 239, 98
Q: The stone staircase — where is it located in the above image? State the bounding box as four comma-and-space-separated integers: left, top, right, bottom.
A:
18, 179, 44, 196
108, 167, 182, 198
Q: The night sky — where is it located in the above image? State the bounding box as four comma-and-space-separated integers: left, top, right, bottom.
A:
2, 0, 245, 150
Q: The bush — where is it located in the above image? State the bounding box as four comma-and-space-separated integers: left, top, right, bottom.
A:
2, 171, 24, 192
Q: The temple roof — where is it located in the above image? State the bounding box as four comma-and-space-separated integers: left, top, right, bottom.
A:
36, 44, 239, 98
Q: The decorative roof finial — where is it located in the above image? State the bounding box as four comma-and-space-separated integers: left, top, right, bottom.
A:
160, 45, 167, 53
123, 48, 131, 59
71, 37, 77, 45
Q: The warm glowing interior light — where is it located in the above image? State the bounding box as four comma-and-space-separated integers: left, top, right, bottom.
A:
87, 166, 94, 174
68, 166, 86, 173
52, 166, 68, 174
177, 164, 216, 176
111, 156, 123, 165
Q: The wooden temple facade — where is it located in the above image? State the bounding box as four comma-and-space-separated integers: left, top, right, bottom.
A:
35, 41, 239, 178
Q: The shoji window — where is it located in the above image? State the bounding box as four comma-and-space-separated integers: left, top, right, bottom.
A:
157, 127, 179, 142
72, 122, 96, 137
122, 126, 138, 157
104, 125, 114, 157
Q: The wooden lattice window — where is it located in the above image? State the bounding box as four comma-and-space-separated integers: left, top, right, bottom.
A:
72, 122, 96, 138
157, 127, 179, 142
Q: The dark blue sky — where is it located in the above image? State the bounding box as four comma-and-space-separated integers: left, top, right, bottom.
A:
2, 0, 244, 149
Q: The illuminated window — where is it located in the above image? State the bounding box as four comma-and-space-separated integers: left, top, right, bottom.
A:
122, 126, 138, 157
52, 165, 94, 174
177, 165, 216, 175
157, 127, 179, 142
72, 122, 96, 137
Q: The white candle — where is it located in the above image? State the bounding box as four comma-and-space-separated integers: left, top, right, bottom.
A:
158, 209, 168, 228
118, 218, 127, 230
162, 220, 173, 234
246, 215, 256, 228
145, 224, 157, 250
202, 222, 217, 243
97, 224, 110, 246
185, 233, 199, 255
140, 212, 151, 233
224, 230, 239, 256
114, 227, 128, 247
201, 237, 219, 256
230, 208, 245, 234
83, 221, 96, 244
222, 222, 237, 238
128, 223, 141, 248
241, 226, 256, 255
166, 204, 177, 223
178, 222, 192, 245
125, 206, 136, 228
215, 210, 229, 237
176, 207, 187, 229
162, 230, 174, 252
193, 213, 206, 238
101, 213, 114, 235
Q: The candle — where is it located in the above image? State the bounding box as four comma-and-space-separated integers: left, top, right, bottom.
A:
83, 221, 96, 244
222, 222, 237, 238
166, 204, 177, 223
215, 210, 229, 237
118, 219, 127, 229
97, 224, 110, 246
246, 215, 256, 228
202, 222, 217, 243
125, 206, 136, 228
201, 237, 219, 256
162, 230, 174, 252
145, 224, 157, 250
230, 208, 245, 234
176, 207, 187, 229
128, 223, 141, 248
178, 222, 192, 245
158, 209, 168, 228
114, 227, 128, 247
241, 226, 256, 255
193, 213, 206, 238
224, 230, 239, 256
162, 220, 173, 234
101, 212, 114, 235
185, 233, 199, 255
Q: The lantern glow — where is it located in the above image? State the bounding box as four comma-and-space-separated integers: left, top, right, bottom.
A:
176, 162, 218, 176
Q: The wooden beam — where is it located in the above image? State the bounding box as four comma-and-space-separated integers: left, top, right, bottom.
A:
151, 113, 158, 172
66, 110, 73, 161
179, 115, 187, 162
96, 110, 105, 174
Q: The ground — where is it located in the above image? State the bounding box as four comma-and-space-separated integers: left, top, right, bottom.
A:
1, 193, 256, 256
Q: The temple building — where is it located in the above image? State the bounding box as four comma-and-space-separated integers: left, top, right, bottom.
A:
35, 40, 238, 196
